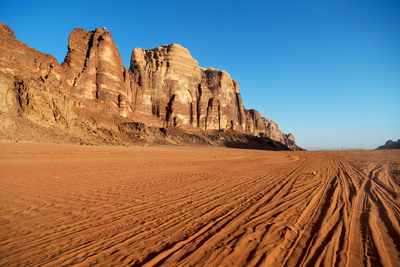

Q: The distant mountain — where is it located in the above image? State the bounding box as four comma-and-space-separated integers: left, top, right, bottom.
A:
377, 140, 400, 150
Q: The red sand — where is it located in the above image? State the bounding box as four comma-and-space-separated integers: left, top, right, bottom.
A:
1, 143, 399, 266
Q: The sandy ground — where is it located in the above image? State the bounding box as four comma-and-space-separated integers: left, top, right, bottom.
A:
0, 142, 399, 266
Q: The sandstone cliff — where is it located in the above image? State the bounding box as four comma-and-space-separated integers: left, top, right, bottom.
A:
0, 23, 123, 145
0, 22, 300, 150
62, 28, 132, 117
129, 44, 295, 147
0, 22, 69, 136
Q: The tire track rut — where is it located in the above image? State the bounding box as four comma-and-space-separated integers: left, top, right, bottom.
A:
0, 144, 399, 266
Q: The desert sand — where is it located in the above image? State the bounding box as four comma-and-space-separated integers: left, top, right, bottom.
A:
0, 143, 399, 266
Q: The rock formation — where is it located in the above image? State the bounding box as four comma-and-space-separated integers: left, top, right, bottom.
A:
0, 22, 301, 150
129, 44, 294, 146
0, 21, 70, 132
62, 28, 132, 117
377, 140, 400, 150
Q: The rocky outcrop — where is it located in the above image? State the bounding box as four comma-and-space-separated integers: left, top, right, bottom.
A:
0, 22, 300, 150
129, 44, 297, 148
62, 28, 132, 117
130, 44, 241, 129
0, 22, 123, 145
0, 22, 71, 130
377, 140, 400, 150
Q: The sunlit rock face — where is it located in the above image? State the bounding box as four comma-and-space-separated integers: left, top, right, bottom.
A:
61, 27, 296, 146
0, 22, 298, 149
62, 28, 131, 117
0, 22, 73, 130
130, 44, 244, 130
0, 22, 62, 80
129, 44, 203, 126
129, 43, 296, 147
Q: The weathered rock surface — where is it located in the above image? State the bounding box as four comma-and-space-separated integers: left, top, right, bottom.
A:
0, 22, 70, 131
0, 22, 301, 150
377, 139, 400, 150
62, 28, 132, 117
129, 44, 297, 147
0, 22, 123, 145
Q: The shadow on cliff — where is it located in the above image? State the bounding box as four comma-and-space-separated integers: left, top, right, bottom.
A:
223, 139, 290, 151
118, 122, 302, 151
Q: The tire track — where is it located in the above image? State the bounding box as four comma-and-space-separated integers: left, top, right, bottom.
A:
1, 144, 399, 266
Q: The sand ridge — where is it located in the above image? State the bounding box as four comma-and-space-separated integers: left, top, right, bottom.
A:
0, 143, 399, 266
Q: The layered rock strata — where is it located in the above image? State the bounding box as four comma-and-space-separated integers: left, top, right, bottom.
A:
0, 22, 299, 149
62, 28, 132, 117
129, 44, 296, 146
0, 22, 71, 129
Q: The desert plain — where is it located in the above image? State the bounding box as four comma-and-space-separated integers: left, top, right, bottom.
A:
0, 142, 400, 266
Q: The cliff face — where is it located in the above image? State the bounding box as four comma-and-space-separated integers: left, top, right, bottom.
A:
0, 23, 123, 145
62, 28, 133, 117
0, 22, 300, 150
130, 44, 243, 130
129, 44, 296, 146
0, 22, 71, 132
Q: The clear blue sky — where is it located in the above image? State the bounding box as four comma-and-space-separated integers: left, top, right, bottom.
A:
1, 0, 399, 149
